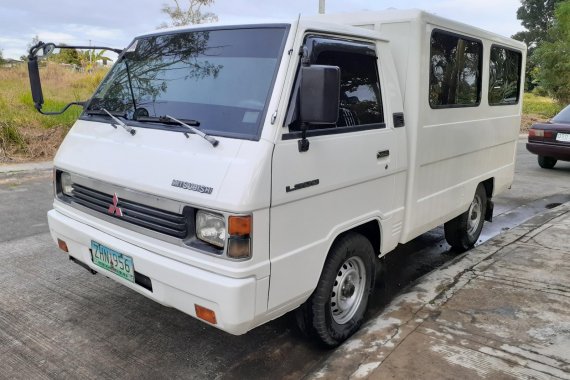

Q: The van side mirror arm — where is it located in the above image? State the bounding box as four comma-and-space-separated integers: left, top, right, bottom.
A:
298, 123, 310, 152
27, 41, 122, 115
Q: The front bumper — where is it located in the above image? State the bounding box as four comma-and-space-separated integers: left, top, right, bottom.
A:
526, 142, 570, 161
48, 209, 260, 335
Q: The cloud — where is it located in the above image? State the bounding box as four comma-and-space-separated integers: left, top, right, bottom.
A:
33, 31, 76, 43
66, 24, 126, 42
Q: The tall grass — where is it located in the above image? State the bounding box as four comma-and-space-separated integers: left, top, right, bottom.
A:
0, 63, 106, 161
522, 93, 564, 118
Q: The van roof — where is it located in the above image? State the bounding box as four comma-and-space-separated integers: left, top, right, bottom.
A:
310, 9, 526, 49
136, 8, 526, 50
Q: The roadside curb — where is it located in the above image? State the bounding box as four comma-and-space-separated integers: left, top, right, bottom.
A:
309, 201, 570, 379
0, 161, 53, 174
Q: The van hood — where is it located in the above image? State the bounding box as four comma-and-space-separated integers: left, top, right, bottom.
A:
54, 120, 272, 212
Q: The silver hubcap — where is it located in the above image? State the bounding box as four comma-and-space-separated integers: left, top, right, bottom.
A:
467, 193, 483, 236
331, 256, 366, 324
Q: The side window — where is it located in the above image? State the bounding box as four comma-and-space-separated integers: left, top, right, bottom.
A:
429, 30, 482, 108
286, 38, 384, 133
489, 46, 522, 105
315, 51, 384, 127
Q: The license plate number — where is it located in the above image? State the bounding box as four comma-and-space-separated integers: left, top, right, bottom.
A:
90, 241, 135, 282
556, 133, 570, 142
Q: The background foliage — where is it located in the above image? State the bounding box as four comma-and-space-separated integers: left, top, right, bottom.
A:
532, 1, 570, 104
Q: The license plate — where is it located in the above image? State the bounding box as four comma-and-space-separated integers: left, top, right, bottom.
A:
556, 133, 570, 142
90, 241, 135, 282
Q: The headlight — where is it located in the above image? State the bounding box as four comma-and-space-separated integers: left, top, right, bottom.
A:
60, 171, 74, 196
196, 210, 226, 248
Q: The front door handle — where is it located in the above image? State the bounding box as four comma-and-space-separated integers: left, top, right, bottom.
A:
377, 150, 390, 159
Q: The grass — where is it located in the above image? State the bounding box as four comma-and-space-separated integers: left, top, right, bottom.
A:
0, 63, 106, 162
522, 93, 564, 119
520, 93, 565, 133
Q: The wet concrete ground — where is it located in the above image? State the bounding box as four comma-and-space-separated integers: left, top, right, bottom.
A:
311, 202, 570, 379
1, 139, 569, 379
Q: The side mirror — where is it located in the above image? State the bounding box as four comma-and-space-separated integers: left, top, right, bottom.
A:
28, 58, 44, 110
299, 65, 340, 125
26, 42, 86, 115
39, 43, 56, 59
297, 65, 340, 152
27, 42, 55, 110
26, 41, 121, 116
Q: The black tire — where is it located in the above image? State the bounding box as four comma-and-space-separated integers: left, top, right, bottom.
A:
295, 232, 375, 347
538, 155, 557, 169
444, 184, 487, 252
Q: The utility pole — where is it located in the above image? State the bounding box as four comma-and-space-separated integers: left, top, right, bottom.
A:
319, 0, 325, 14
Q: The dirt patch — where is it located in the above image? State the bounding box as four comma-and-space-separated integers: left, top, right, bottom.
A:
520, 114, 549, 134
0, 126, 67, 164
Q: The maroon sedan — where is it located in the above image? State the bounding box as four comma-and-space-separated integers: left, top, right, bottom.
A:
527, 105, 570, 168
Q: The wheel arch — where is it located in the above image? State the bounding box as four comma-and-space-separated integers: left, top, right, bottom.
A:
322, 219, 382, 287
481, 177, 494, 198
480, 177, 494, 222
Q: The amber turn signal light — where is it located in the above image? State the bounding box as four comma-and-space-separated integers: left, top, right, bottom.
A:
195, 304, 217, 325
57, 239, 69, 253
228, 215, 251, 236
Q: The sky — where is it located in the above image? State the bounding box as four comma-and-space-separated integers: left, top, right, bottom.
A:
0, 0, 524, 60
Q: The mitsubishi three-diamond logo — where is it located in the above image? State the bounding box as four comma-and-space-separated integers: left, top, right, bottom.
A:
108, 193, 123, 217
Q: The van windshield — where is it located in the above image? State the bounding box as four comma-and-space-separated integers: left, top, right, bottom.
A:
85, 26, 288, 140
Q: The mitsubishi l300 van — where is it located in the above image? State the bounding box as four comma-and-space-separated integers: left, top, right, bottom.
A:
27, 9, 526, 346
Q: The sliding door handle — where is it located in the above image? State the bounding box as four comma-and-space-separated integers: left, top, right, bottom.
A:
377, 150, 390, 159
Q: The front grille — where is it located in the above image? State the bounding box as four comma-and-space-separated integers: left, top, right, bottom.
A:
70, 184, 188, 239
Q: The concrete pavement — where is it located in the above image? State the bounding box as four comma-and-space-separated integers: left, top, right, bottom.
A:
311, 202, 570, 379
0, 161, 52, 174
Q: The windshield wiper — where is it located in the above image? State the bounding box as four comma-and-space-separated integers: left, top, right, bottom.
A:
85, 108, 124, 117
137, 115, 218, 147
135, 115, 200, 127
85, 108, 136, 136
167, 115, 219, 147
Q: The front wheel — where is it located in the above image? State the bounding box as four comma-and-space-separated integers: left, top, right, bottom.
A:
444, 184, 487, 252
296, 232, 375, 347
538, 155, 557, 169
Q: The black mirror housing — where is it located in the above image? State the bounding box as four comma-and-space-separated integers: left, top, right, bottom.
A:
299, 65, 340, 125
28, 58, 44, 110
26, 41, 121, 115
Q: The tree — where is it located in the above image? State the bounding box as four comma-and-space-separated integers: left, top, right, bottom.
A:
80, 49, 111, 72
533, 0, 570, 103
52, 44, 81, 66
27, 35, 40, 53
512, 0, 562, 48
0, 49, 4, 64
511, 0, 563, 90
158, 0, 218, 29
19, 35, 41, 62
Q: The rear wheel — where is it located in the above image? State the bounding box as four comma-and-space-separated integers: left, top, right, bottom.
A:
444, 184, 487, 252
296, 232, 375, 347
538, 155, 557, 169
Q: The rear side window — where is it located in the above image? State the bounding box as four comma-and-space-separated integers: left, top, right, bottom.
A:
552, 105, 570, 124
429, 30, 482, 108
489, 46, 522, 105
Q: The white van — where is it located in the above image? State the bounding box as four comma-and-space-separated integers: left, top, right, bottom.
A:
28, 9, 526, 346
